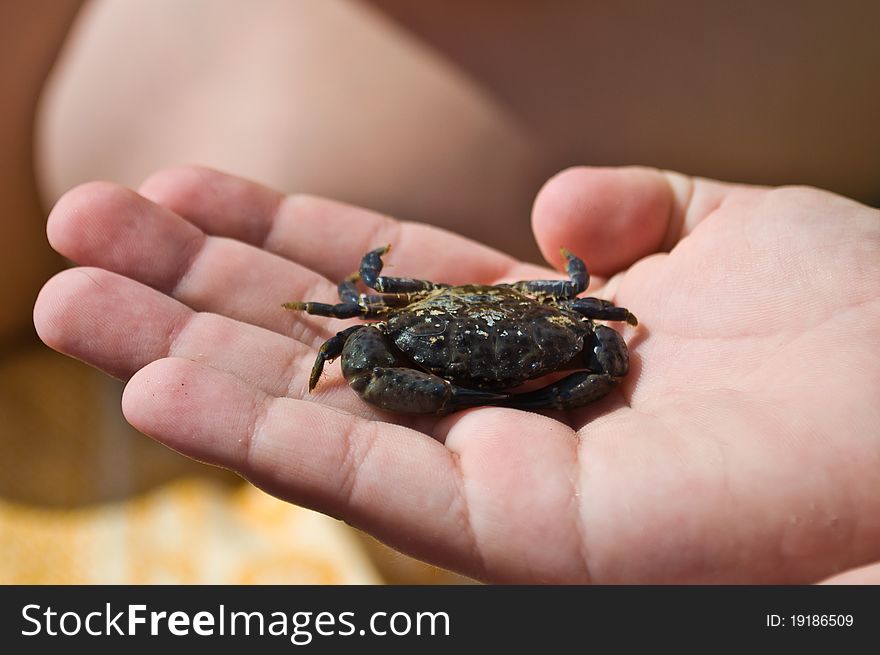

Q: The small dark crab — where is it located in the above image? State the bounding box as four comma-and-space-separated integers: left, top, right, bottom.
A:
284, 245, 637, 415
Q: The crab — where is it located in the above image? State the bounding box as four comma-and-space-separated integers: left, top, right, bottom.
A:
284, 245, 637, 414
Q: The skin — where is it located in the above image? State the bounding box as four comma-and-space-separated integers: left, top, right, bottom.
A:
37, 1, 880, 264
33, 165, 880, 583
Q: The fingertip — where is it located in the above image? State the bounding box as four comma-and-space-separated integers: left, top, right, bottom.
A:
32, 267, 117, 354
47, 181, 135, 259
818, 561, 880, 585
47, 178, 205, 291
531, 166, 674, 275
139, 165, 283, 244
138, 165, 237, 211
32, 269, 75, 351
33, 267, 185, 380
122, 357, 259, 467
121, 357, 190, 430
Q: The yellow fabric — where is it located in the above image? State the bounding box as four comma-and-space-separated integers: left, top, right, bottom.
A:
1, 343, 468, 584
0, 480, 380, 584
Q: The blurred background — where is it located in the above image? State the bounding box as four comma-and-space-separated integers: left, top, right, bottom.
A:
2, 0, 878, 583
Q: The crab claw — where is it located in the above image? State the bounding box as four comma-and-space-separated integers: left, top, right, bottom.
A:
282, 301, 363, 318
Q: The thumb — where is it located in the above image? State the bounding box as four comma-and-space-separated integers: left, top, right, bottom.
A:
531, 166, 732, 276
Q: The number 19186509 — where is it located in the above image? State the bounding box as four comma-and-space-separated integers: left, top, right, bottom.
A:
766, 614, 854, 628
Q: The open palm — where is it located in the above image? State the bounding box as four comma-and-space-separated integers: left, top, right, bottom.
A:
34, 166, 880, 583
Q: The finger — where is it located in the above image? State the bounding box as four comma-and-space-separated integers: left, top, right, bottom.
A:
35, 266, 191, 380
46, 181, 340, 345
438, 407, 592, 582
33, 267, 390, 417
122, 357, 485, 576
531, 166, 743, 276
818, 560, 880, 584
138, 166, 546, 284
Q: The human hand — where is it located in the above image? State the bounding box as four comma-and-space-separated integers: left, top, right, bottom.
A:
34, 166, 880, 583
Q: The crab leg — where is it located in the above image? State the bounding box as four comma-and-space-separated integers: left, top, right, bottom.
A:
503, 325, 629, 410
564, 297, 638, 326
354, 367, 509, 415
341, 326, 506, 414
337, 273, 361, 303
506, 248, 588, 300
503, 371, 620, 410
286, 271, 430, 320
305, 325, 366, 390
359, 245, 450, 294
283, 300, 366, 318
